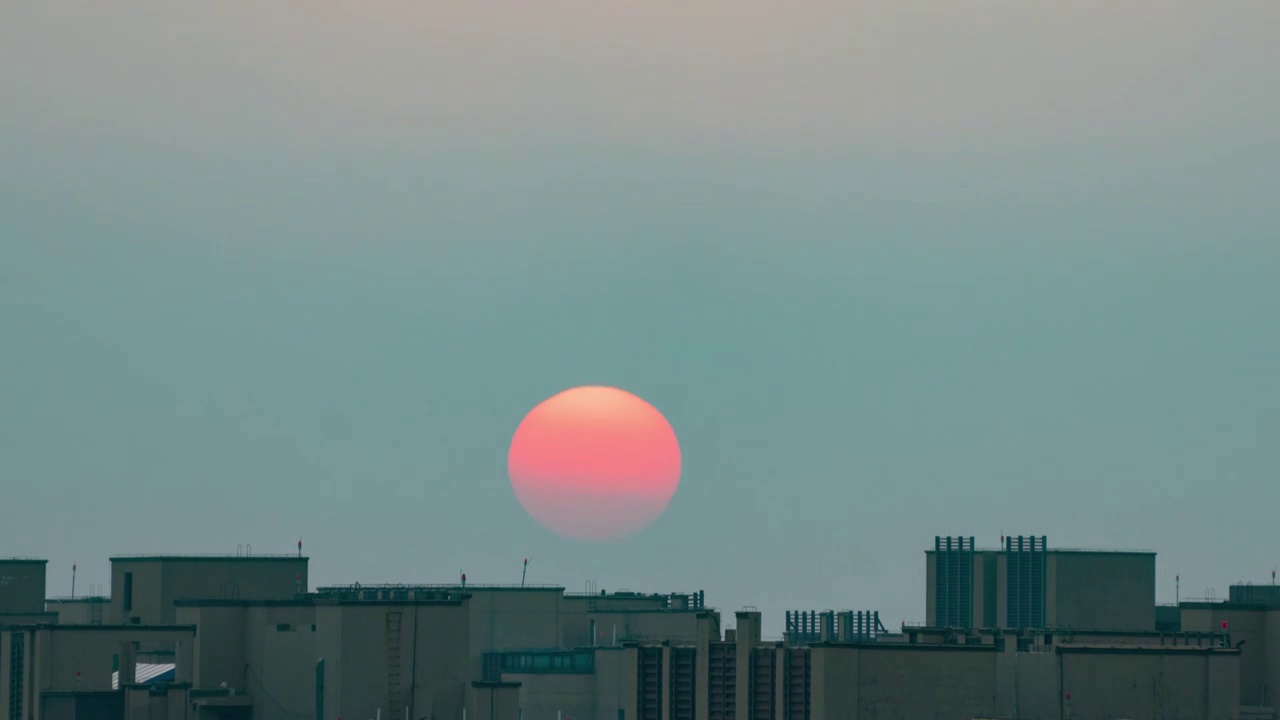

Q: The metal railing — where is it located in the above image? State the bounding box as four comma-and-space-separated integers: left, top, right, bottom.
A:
109, 553, 304, 559
314, 583, 563, 591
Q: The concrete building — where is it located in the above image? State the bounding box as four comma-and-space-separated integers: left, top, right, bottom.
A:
1181, 583, 1280, 713
44, 599, 108, 627
0, 561, 57, 627
0, 623, 195, 720
109, 555, 308, 626
0, 538, 1275, 719
175, 594, 471, 720
926, 535, 1157, 631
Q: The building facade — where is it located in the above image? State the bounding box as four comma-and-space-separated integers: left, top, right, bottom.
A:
0, 538, 1272, 720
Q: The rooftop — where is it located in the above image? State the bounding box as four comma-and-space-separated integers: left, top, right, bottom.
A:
173, 597, 466, 607
110, 554, 308, 562
924, 547, 1155, 555
314, 583, 564, 592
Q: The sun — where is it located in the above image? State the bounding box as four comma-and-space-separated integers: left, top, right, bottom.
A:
507, 386, 681, 541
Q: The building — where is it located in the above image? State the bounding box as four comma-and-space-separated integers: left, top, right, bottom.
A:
109, 555, 308, 626
926, 535, 1157, 631
0, 560, 57, 626
0, 537, 1274, 719
1181, 584, 1280, 712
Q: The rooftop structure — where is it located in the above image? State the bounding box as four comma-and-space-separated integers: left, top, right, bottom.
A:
926, 535, 1157, 632
109, 554, 309, 625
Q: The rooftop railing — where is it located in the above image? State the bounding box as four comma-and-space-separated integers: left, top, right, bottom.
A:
109, 553, 306, 559
314, 583, 563, 591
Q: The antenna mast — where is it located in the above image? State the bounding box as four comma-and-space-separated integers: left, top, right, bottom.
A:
521, 557, 531, 587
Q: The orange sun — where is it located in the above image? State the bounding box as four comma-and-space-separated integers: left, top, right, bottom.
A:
508, 386, 681, 541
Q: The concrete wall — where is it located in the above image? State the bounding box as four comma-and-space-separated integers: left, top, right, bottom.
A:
925, 553, 937, 627
471, 681, 522, 720
122, 684, 189, 720
179, 599, 468, 720
561, 593, 668, 627
319, 601, 470, 720
0, 612, 59, 625
559, 591, 713, 648
111, 558, 307, 625
1048, 552, 1155, 631
507, 672, 600, 720
1182, 603, 1270, 707
811, 645, 1002, 720
467, 589, 565, 676
0, 561, 48, 614
975, 551, 999, 629
810, 640, 1240, 720
583, 611, 710, 647
109, 561, 164, 625
506, 646, 638, 720
46, 600, 109, 626
243, 604, 317, 720
175, 604, 249, 692
33, 627, 193, 694
1058, 647, 1239, 720
39, 691, 124, 720
1267, 609, 1280, 711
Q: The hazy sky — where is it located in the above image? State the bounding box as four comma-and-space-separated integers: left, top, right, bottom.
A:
3, 1, 1278, 632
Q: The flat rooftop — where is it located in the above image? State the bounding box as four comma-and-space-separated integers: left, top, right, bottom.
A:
316, 583, 563, 589
924, 547, 1155, 555
110, 555, 308, 562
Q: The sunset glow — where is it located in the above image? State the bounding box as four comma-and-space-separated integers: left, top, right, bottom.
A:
508, 386, 681, 540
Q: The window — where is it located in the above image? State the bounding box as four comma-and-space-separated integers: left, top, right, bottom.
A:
276, 624, 294, 632
10, 634, 25, 720
123, 572, 133, 612
496, 651, 595, 675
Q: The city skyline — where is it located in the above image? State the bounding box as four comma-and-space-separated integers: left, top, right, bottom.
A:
4, 1, 1279, 635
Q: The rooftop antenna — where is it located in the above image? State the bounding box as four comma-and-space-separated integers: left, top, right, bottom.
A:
460, 571, 466, 588
71, 564, 77, 599
298, 537, 302, 557
1176, 575, 1180, 604
521, 557, 531, 587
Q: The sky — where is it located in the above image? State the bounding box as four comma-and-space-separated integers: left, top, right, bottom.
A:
2, 1, 1278, 633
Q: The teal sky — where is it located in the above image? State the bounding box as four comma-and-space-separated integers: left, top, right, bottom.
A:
3, 2, 1278, 631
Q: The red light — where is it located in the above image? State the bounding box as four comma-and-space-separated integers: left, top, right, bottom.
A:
1065, 692, 1071, 701
1222, 621, 1228, 630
